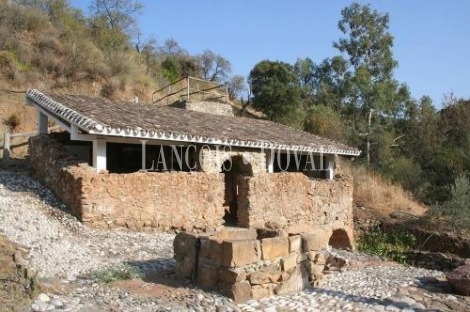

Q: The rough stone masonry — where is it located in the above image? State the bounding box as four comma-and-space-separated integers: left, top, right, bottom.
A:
173, 228, 349, 303
29, 132, 355, 250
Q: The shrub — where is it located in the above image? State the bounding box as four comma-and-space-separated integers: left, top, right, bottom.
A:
3, 113, 21, 132
356, 229, 417, 264
100, 76, 121, 98
88, 264, 142, 284
436, 174, 470, 230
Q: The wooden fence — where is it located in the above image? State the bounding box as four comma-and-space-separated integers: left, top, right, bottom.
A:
2, 126, 60, 165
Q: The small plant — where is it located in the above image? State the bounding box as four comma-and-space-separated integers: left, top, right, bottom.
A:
356, 230, 417, 264
3, 113, 21, 132
88, 264, 143, 284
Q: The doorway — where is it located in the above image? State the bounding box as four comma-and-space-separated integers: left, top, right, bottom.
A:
222, 155, 253, 226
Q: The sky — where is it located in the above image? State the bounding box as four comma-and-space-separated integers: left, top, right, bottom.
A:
70, 0, 470, 107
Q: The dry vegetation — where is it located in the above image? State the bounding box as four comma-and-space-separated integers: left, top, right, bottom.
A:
352, 166, 427, 219
0, 235, 39, 311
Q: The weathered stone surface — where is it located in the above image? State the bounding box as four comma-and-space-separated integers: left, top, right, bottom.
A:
261, 237, 289, 260
249, 264, 282, 285
246, 159, 354, 237
197, 258, 219, 289
220, 281, 252, 303
288, 235, 302, 252
280, 272, 290, 281
314, 252, 327, 265
29, 134, 226, 232
175, 257, 195, 279
198, 237, 222, 262
301, 233, 328, 252
446, 265, 470, 296
281, 252, 298, 274
218, 268, 246, 283
220, 239, 260, 267
274, 265, 309, 295
251, 285, 269, 299
216, 228, 257, 241
173, 232, 197, 260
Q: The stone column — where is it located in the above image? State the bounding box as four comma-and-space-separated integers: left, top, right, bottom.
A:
93, 139, 107, 172
327, 156, 335, 180
38, 111, 48, 134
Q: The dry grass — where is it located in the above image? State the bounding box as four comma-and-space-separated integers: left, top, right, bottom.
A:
0, 236, 39, 312
352, 166, 427, 219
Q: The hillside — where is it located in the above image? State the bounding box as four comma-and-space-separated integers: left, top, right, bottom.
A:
0, 1, 431, 221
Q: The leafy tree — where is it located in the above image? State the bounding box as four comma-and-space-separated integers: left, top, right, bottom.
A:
160, 55, 199, 83
198, 49, 231, 82
329, 3, 411, 166
304, 104, 343, 141
249, 60, 304, 128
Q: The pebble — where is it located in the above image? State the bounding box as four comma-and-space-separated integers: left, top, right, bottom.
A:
37, 293, 51, 302
0, 171, 469, 312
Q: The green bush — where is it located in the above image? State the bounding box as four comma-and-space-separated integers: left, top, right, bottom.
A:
356, 230, 417, 264
437, 174, 470, 230
88, 264, 142, 284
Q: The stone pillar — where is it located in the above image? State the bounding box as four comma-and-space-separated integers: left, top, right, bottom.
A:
93, 139, 107, 172
327, 156, 335, 180
38, 111, 48, 134
266, 150, 274, 173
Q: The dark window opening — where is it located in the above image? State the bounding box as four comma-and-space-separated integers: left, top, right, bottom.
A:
273, 152, 329, 179
107, 143, 196, 173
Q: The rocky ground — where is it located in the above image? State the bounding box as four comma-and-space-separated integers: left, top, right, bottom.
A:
0, 170, 469, 312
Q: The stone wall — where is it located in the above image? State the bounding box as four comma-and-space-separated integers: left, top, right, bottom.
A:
29, 134, 225, 231
29, 134, 354, 238
243, 169, 354, 247
174, 229, 338, 303
170, 100, 234, 117
200, 146, 266, 174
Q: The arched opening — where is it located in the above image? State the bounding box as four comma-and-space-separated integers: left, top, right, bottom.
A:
328, 229, 352, 250
222, 155, 253, 226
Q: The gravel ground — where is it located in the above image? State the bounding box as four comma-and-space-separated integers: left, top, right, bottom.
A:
0, 170, 469, 312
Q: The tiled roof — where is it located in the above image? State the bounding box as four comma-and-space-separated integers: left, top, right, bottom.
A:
26, 89, 360, 156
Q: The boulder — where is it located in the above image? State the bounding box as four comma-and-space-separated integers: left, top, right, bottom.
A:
446, 265, 470, 296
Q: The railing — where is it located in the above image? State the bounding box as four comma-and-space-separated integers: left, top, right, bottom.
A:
2, 126, 60, 165
152, 76, 228, 105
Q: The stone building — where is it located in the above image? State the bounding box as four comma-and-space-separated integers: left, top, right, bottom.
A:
26, 85, 360, 248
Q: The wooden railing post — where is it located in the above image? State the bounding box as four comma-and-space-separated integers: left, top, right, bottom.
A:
3, 132, 10, 166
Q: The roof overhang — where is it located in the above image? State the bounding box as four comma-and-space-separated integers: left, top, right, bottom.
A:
26, 89, 361, 157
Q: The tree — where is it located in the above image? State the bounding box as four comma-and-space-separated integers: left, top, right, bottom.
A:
249, 60, 304, 128
304, 104, 343, 141
330, 3, 410, 166
89, 0, 143, 35
162, 37, 185, 56
198, 49, 231, 82
226, 75, 245, 100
